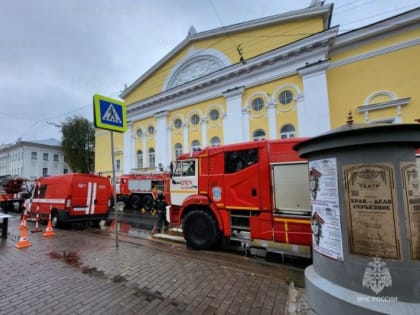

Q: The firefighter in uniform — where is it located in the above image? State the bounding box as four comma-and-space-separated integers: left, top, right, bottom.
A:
151, 189, 167, 234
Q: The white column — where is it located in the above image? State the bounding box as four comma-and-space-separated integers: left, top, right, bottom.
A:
183, 123, 189, 151
267, 99, 277, 139
142, 134, 147, 168
298, 62, 331, 137
201, 118, 208, 148
166, 125, 172, 167
223, 86, 245, 144
155, 111, 169, 168
241, 106, 250, 141
123, 123, 133, 174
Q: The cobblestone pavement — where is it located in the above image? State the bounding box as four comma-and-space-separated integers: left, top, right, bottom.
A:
1, 215, 308, 315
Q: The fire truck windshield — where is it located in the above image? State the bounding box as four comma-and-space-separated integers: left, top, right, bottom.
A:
173, 161, 196, 177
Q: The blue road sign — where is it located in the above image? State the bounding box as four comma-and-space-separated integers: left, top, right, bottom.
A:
93, 94, 127, 132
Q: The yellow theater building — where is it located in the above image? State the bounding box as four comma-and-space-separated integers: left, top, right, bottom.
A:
95, 2, 420, 177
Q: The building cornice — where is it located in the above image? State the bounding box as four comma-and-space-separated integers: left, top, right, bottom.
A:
333, 7, 420, 50
120, 4, 333, 99
330, 37, 420, 69
0, 141, 62, 153
126, 27, 338, 121
358, 97, 411, 113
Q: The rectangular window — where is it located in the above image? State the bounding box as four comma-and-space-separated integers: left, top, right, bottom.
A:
224, 149, 258, 174
43, 153, 48, 161
31, 152, 37, 160
34, 184, 47, 198
42, 168, 48, 176
137, 152, 143, 168
116, 159, 121, 170
149, 152, 155, 168
53, 154, 59, 162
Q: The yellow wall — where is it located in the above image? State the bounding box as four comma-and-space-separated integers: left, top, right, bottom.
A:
328, 44, 420, 127
168, 97, 226, 156
124, 17, 324, 105
94, 130, 124, 176
131, 117, 157, 166
243, 75, 302, 138
331, 28, 420, 63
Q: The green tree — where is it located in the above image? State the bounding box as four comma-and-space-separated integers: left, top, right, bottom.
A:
61, 116, 95, 173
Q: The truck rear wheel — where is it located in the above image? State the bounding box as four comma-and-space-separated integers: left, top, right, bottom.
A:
129, 195, 142, 210
183, 210, 220, 250
143, 195, 154, 212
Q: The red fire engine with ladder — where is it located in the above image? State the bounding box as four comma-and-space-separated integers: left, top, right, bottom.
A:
118, 172, 170, 212
167, 138, 313, 258
0, 175, 30, 212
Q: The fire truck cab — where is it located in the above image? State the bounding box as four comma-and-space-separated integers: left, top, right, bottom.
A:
168, 138, 313, 258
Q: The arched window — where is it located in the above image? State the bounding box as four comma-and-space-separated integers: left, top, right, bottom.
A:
136, 128, 143, 137
253, 129, 266, 141
191, 140, 201, 151
148, 148, 155, 168
174, 118, 182, 129
209, 109, 220, 121
174, 143, 183, 158
137, 150, 143, 168
278, 90, 293, 105
148, 125, 155, 135
280, 124, 296, 139
190, 114, 200, 125
251, 97, 264, 111
210, 136, 221, 146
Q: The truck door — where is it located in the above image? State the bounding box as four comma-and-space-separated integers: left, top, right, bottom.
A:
223, 148, 261, 209
170, 160, 198, 206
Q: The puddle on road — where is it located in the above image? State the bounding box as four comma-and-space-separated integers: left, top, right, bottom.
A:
47, 250, 82, 268
47, 250, 128, 284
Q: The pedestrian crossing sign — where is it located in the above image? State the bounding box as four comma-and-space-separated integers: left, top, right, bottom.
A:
93, 94, 127, 132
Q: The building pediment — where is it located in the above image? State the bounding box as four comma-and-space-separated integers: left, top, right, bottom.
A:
126, 26, 338, 118
120, 4, 333, 100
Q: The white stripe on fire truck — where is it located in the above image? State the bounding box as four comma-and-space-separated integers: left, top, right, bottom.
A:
86, 182, 92, 215
91, 182, 97, 215
31, 198, 66, 204
74, 207, 88, 212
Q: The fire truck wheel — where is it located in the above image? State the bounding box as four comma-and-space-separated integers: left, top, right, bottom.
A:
183, 210, 220, 250
129, 195, 142, 210
143, 195, 154, 212
51, 212, 60, 228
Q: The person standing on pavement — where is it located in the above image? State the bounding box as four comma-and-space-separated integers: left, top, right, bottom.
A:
151, 189, 167, 234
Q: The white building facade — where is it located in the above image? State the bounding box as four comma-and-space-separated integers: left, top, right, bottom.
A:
0, 139, 70, 182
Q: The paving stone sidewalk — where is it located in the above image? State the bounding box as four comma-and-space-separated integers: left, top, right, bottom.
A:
1, 215, 307, 314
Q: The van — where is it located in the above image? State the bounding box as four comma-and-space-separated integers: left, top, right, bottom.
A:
26, 173, 113, 227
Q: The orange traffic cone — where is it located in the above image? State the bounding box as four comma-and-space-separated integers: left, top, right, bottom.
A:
43, 212, 55, 237
18, 213, 27, 231
31, 209, 42, 233
15, 219, 31, 249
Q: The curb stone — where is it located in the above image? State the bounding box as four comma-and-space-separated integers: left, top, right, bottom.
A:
286, 282, 310, 315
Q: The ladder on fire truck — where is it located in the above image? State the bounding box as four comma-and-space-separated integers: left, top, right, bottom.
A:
229, 210, 251, 245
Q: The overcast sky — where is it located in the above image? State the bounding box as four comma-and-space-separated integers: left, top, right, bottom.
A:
1, 0, 418, 144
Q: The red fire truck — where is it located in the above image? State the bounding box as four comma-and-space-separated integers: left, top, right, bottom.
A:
0, 175, 30, 212
26, 173, 113, 227
167, 138, 313, 258
118, 172, 170, 212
